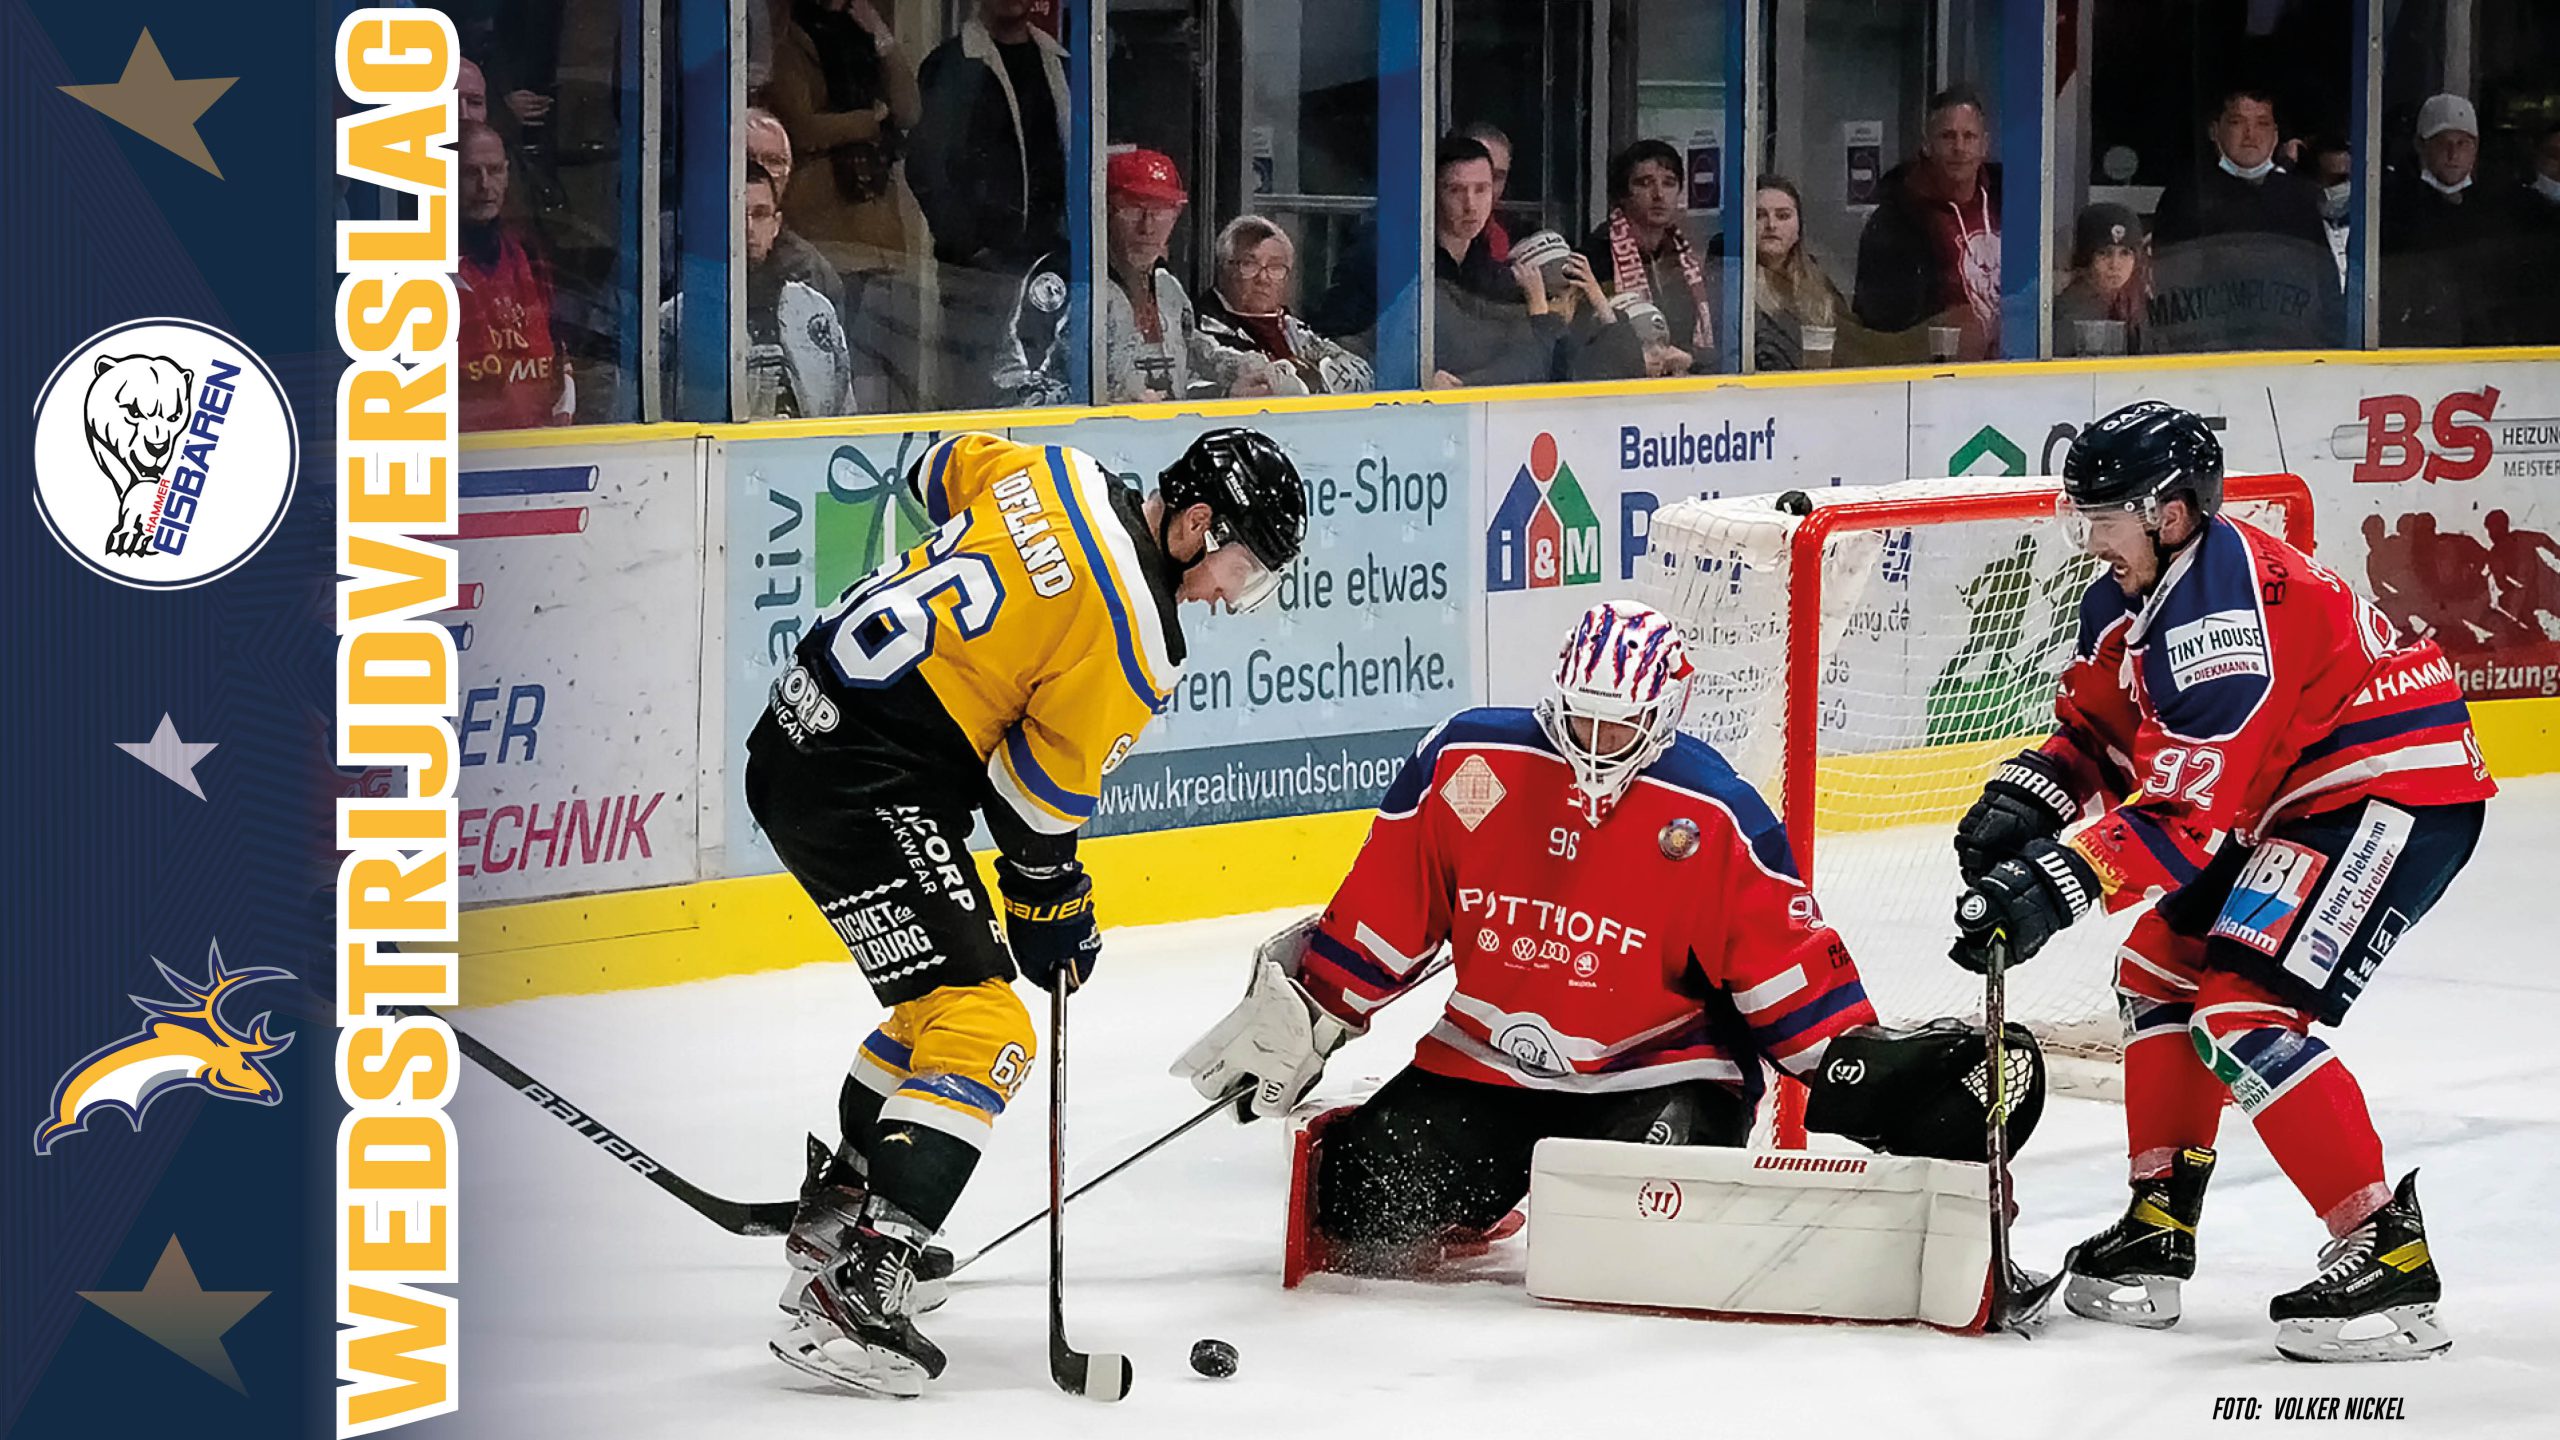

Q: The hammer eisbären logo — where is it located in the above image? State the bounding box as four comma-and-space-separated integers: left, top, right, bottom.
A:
31, 317, 299, 589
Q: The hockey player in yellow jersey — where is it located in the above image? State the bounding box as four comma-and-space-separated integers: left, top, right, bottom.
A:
749, 428, 1307, 1396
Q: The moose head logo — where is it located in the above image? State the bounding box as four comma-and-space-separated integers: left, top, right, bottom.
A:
35, 942, 295, 1155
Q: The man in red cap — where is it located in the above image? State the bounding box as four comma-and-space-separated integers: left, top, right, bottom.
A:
998, 146, 1264, 405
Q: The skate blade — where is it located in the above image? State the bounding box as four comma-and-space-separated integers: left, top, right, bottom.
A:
2063, 1272, 2183, 1329
779, 1262, 948, 1317
770, 1323, 929, 1398
2275, 1304, 2452, 1363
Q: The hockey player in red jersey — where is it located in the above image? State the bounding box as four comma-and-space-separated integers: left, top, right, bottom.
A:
1178, 602, 2031, 1275
1950, 401, 2495, 1361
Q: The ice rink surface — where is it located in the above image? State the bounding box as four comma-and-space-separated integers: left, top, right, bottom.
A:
443, 779, 2560, 1440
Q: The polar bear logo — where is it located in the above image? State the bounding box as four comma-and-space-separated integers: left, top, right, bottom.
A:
85, 354, 194, 557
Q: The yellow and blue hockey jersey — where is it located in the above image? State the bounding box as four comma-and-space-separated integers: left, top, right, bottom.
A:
768, 432, 1185, 839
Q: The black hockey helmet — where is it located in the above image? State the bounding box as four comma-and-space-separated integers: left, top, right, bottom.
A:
2062, 400, 2225, 520
1157, 428, 1308, 605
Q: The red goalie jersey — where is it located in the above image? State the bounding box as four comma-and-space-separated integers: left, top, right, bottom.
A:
2044, 514, 2498, 909
1298, 708, 1878, 1105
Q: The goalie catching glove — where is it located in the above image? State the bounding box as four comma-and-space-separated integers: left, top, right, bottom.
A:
1953, 750, 2080, 882
1174, 950, 1357, 1120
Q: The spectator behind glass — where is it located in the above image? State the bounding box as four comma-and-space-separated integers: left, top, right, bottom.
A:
2508, 123, 2560, 343
766, 1, 924, 285
1429, 135, 1572, 388
2306, 134, 2354, 285
2151, 88, 2329, 256
457, 57, 489, 125
1462, 121, 1515, 263
741, 164, 853, 417
1749, 175, 1850, 371
1577, 139, 1716, 375
913, 0, 1069, 406
743, 106, 849, 320
1000, 149, 1257, 405
1197, 216, 1376, 395
457, 121, 573, 430
1853, 84, 2002, 358
2054, 202, 2149, 356
2382, 93, 2508, 346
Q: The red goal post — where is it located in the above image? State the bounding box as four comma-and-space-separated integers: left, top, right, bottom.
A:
1631, 472, 2316, 1148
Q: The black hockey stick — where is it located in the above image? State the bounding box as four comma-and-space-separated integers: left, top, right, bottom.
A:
1981, 933, 2062, 1331
961, 950, 1461, 1275
1048, 981, 1133, 1401
955, 1086, 1241, 1275
395, 1004, 798, 1237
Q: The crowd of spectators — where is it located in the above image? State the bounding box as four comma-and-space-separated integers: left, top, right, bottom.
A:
436, 0, 2560, 431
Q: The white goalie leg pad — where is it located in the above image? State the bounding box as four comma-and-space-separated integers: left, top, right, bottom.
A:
1526, 1140, 1995, 1330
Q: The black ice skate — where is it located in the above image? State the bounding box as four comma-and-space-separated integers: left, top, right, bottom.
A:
2062, 1146, 2215, 1329
2270, 1170, 2450, 1363
777, 1134, 950, 1318
772, 1196, 949, 1398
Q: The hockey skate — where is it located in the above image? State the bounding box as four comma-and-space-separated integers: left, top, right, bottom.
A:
2270, 1170, 2450, 1363
771, 1196, 948, 1398
2062, 1146, 2215, 1329
777, 1135, 951, 1318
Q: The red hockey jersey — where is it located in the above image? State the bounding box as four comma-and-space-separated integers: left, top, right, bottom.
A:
2040, 515, 2497, 910
1299, 709, 1878, 1103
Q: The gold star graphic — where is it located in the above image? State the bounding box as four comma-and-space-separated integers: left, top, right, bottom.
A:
78, 1236, 269, 1394
60, 30, 238, 178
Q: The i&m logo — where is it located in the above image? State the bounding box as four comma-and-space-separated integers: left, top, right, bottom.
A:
1487, 432, 1600, 591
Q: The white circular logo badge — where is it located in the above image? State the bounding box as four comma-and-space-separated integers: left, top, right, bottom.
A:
32, 317, 299, 590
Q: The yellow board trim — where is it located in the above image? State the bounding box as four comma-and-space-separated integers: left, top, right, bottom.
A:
457, 345, 2560, 453
457, 696, 2560, 1005
458, 806, 1374, 1006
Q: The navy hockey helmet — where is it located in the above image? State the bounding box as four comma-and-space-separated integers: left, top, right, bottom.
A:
1157, 428, 1308, 609
2060, 400, 2225, 536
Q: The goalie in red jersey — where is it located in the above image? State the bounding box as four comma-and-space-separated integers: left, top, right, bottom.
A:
1178, 602, 2041, 1279
1949, 402, 2495, 1361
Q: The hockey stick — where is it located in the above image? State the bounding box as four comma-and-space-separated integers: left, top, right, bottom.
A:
954, 1086, 1241, 1275
1048, 981, 1133, 1401
395, 1004, 798, 1237
1981, 933, 2062, 1331
959, 950, 1460, 1275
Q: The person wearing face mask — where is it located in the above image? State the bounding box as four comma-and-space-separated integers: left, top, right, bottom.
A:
2053, 203, 2149, 357
2151, 89, 2330, 261
2305, 135, 2355, 286
2381, 93, 2511, 346
2507, 122, 2560, 343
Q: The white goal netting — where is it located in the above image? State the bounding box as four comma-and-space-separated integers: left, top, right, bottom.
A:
1636, 475, 2308, 1070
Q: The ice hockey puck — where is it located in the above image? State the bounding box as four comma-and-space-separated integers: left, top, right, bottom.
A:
1188, 1338, 1239, 1378
1776, 490, 1814, 515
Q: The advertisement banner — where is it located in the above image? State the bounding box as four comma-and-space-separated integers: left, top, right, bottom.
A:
720, 427, 947, 870
1018, 407, 1477, 833
720, 409, 1475, 872
2263, 361, 2560, 700
1478, 381, 1906, 707
449, 443, 703, 902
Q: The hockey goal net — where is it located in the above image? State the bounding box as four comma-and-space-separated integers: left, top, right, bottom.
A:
1634, 474, 2315, 1096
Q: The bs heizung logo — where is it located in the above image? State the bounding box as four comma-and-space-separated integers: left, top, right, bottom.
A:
31, 317, 299, 590
1487, 431, 1600, 591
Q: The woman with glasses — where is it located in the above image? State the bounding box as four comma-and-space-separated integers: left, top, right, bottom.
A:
1197, 215, 1376, 396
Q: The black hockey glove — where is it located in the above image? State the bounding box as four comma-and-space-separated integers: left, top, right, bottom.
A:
995, 856, 1102, 992
1950, 839, 2100, 972
1954, 750, 2081, 884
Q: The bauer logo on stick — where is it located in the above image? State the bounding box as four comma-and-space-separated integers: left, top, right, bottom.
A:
31, 317, 299, 590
